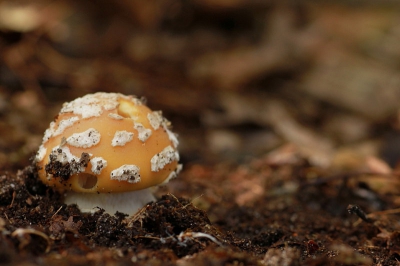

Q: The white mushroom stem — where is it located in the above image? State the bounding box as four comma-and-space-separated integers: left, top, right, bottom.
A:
64, 189, 156, 215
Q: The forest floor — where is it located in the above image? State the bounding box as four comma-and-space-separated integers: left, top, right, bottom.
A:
1, 1, 400, 265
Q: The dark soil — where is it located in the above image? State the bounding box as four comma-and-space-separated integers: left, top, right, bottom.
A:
1, 158, 399, 265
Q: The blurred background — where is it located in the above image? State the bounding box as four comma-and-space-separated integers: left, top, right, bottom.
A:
1, 0, 400, 172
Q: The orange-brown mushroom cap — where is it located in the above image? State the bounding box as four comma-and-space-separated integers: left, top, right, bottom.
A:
35, 92, 181, 194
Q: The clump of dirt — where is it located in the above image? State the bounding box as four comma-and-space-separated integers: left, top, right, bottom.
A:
45, 150, 90, 181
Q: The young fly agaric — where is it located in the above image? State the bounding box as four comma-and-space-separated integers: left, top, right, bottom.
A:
35, 92, 182, 214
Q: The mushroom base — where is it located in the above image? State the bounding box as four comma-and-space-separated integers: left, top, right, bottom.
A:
64, 189, 156, 215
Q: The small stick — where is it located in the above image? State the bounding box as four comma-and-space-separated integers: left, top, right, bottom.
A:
9, 191, 16, 207
51, 206, 63, 219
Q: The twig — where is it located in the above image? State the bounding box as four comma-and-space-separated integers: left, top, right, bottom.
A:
51, 206, 63, 219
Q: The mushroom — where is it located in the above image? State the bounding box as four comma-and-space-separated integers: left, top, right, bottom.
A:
35, 92, 182, 215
